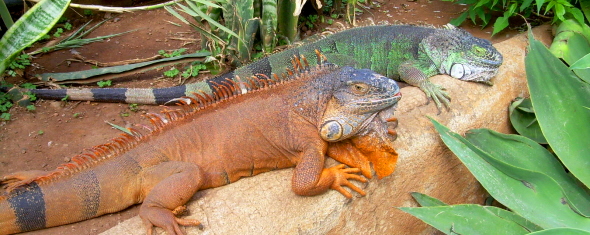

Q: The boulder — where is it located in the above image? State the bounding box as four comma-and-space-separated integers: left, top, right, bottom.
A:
102, 26, 553, 235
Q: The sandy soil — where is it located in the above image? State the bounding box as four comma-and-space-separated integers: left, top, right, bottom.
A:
0, 1, 523, 234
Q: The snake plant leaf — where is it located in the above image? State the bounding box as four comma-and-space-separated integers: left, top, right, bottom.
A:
410, 192, 447, 207
0, 0, 71, 76
466, 129, 590, 218
37, 51, 211, 84
528, 228, 590, 235
526, 34, 590, 188
508, 97, 546, 143
399, 204, 531, 235
430, 118, 590, 230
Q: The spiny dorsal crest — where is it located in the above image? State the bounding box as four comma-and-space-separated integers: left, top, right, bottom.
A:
4, 51, 333, 190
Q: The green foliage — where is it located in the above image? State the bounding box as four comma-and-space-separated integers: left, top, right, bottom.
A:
6, 54, 31, 77
159, 48, 187, 58
166, 0, 297, 67
128, 103, 139, 112
0, 82, 37, 121
444, 0, 585, 35
400, 30, 590, 234
164, 68, 180, 78
30, 19, 136, 56
0, 0, 71, 77
83, 9, 93, 16
181, 63, 206, 78
97, 80, 112, 87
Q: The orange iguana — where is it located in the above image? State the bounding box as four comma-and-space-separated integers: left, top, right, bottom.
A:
0, 52, 401, 235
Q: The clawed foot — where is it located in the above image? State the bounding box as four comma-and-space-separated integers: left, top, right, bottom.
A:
420, 81, 451, 113
386, 117, 398, 140
140, 205, 202, 235
327, 164, 368, 198
1, 170, 47, 192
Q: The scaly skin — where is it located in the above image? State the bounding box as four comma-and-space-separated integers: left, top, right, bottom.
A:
0, 54, 401, 235
11, 24, 501, 110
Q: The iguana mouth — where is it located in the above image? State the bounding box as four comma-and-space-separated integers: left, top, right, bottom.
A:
354, 92, 401, 109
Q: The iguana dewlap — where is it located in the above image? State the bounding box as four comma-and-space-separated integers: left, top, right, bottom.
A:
0, 54, 401, 235
15, 24, 501, 110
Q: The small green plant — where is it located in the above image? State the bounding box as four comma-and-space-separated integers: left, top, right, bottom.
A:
164, 68, 180, 78
97, 80, 112, 87
61, 94, 70, 101
73, 112, 81, 118
6, 54, 31, 77
443, 0, 586, 35
53, 27, 64, 37
120, 112, 130, 117
129, 103, 139, 112
0, 113, 10, 121
159, 48, 187, 58
37, 130, 44, 135
181, 63, 206, 79
63, 22, 72, 30
83, 9, 93, 16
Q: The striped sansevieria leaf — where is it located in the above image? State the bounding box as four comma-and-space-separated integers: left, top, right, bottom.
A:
0, 0, 71, 76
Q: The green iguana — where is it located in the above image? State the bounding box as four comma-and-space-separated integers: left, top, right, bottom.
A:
11, 24, 501, 109
0, 53, 401, 235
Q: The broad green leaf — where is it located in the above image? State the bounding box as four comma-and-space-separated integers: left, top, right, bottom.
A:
449, 11, 468, 26
410, 192, 447, 207
528, 228, 590, 235
430, 118, 590, 230
508, 97, 546, 143
399, 204, 530, 234
582, 0, 590, 23
466, 129, 590, 217
0, 0, 71, 75
485, 206, 543, 232
492, 12, 510, 35
526, 35, 590, 188
570, 53, 590, 70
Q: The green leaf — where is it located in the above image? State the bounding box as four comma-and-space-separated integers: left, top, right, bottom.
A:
0, 0, 72, 75
528, 228, 590, 235
535, 0, 546, 13
430, 118, 590, 230
449, 11, 468, 26
399, 204, 531, 234
466, 129, 590, 218
508, 97, 546, 144
37, 52, 210, 83
526, 34, 590, 188
520, 0, 534, 11
492, 16, 509, 35
569, 53, 590, 70
410, 192, 447, 207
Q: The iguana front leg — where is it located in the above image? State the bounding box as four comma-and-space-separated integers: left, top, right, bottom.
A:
292, 143, 367, 198
398, 62, 451, 111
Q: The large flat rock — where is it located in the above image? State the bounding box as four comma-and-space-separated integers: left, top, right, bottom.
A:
102, 26, 553, 235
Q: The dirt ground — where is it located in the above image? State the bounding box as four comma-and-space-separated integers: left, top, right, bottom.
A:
0, 0, 524, 234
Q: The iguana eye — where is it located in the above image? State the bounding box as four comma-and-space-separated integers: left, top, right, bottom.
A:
349, 83, 369, 94
472, 45, 486, 56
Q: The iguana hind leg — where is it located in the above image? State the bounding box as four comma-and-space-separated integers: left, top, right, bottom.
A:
139, 161, 203, 235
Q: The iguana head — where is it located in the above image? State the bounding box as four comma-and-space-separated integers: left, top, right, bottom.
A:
320, 67, 401, 142
425, 24, 503, 84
